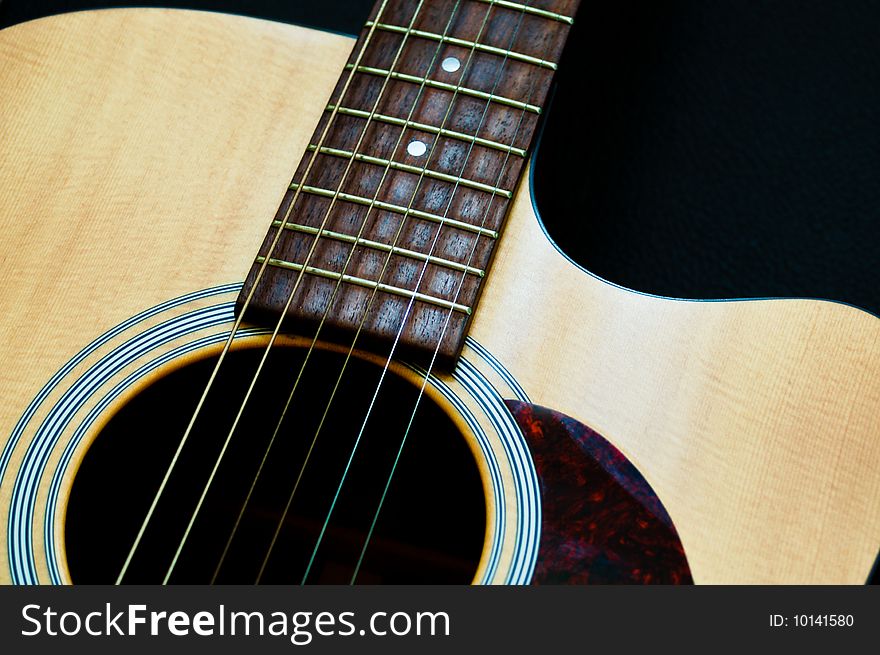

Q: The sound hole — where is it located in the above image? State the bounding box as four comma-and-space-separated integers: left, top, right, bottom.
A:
65, 345, 485, 584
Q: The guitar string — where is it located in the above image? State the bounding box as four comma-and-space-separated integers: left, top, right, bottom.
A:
209, 0, 469, 584
115, 0, 402, 584
257, 0, 511, 584
350, 1, 556, 583
306, 0, 538, 584
158, 0, 440, 585
297, 0, 535, 584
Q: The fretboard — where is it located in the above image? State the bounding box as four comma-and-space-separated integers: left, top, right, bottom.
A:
238, 0, 580, 366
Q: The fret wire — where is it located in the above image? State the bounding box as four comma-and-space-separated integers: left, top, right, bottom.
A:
365, 21, 557, 70
272, 221, 485, 276
325, 104, 526, 156
288, 183, 499, 238
255, 256, 472, 314
307, 144, 513, 198
346, 64, 542, 113
472, 0, 574, 24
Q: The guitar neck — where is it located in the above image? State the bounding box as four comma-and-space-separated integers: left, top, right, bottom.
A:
237, 0, 580, 365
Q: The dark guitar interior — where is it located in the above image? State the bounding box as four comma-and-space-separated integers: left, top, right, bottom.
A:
65, 345, 485, 584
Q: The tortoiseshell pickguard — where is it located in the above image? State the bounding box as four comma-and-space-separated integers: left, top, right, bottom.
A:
505, 400, 692, 584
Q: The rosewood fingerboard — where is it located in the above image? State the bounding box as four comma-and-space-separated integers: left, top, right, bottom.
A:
238, 0, 580, 366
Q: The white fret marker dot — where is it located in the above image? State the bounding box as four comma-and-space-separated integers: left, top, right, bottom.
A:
441, 56, 461, 73
407, 140, 428, 157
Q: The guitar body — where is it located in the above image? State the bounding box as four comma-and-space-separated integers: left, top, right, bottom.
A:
0, 9, 877, 584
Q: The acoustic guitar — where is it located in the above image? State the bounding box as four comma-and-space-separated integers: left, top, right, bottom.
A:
0, 1, 877, 585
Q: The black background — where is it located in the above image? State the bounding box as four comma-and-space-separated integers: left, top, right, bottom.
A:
1, 0, 878, 583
